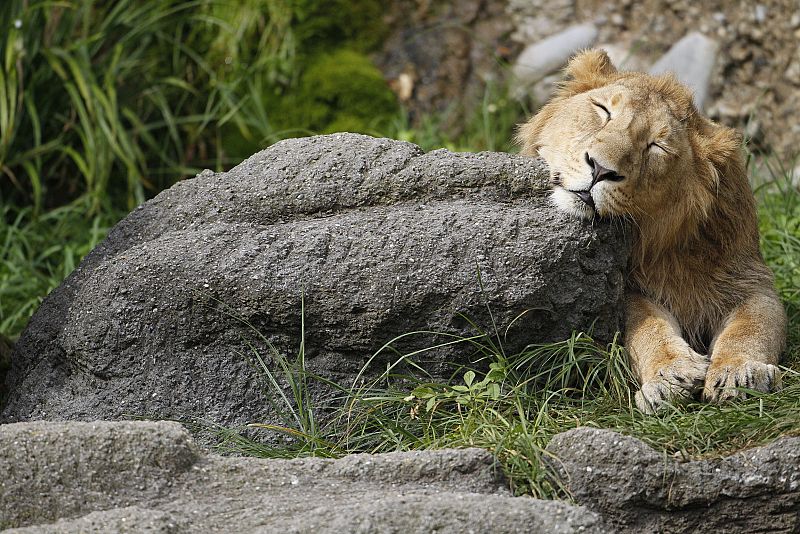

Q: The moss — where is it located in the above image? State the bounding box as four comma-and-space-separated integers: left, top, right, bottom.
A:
269, 49, 399, 138
291, 0, 388, 53
218, 1, 395, 157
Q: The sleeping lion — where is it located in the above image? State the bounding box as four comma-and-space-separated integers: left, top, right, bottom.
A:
517, 49, 787, 413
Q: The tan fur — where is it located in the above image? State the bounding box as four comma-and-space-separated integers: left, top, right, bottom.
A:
517, 49, 787, 412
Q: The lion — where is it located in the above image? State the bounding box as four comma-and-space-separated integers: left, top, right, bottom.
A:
516, 49, 787, 412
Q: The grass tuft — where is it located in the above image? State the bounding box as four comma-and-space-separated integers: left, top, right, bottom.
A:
0, 200, 120, 336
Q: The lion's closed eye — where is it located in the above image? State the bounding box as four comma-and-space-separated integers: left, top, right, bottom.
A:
647, 142, 669, 155
591, 100, 611, 122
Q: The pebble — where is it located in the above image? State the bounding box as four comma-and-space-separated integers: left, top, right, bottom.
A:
754, 4, 767, 23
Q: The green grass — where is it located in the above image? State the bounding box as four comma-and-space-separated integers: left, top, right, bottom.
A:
0, 200, 120, 337
756, 164, 800, 366
0, 0, 397, 215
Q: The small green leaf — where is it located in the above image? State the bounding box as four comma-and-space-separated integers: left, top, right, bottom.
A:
464, 370, 476, 386
411, 386, 435, 399
425, 397, 436, 413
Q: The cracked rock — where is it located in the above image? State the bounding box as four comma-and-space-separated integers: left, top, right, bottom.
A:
1, 134, 629, 436
0, 421, 609, 533
546, 427, 800, 533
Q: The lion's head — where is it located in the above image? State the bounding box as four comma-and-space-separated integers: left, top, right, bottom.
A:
517, 49, 744, 235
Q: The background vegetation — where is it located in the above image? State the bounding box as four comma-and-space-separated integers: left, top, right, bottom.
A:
0, 0, 523, 337
1, 0, 798, 500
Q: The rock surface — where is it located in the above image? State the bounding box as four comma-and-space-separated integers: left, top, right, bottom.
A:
1, 133, 629, 431
649, 32, 719, 110
0, 420, 609, 533
546, 427, 800, 533
513, 23, 599, 89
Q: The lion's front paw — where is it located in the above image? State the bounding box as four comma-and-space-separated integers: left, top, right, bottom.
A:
703, 359, 781, 402
635, 350, 709, 414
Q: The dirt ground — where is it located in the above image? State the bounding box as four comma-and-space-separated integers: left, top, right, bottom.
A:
511, 0, 800, 162
381, 0, 800, 164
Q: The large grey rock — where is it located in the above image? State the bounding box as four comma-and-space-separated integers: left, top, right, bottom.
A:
513, 23, 598, 89
649, 32, 719, 110
0, 335, 11, 401
546, 427, 800, 533
0, 420, 610, 533
1, 133, 628, 431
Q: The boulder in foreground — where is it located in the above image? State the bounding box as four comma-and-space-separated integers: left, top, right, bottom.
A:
547, 427, 800, 533
1, 134, 629, 430
0, 420, 608, 533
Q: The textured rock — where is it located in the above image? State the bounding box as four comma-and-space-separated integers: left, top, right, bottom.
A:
546, 427, 800, 533
649, 32, 719, 110
1, 133, 628, 431
0, 421, 199, 529
0, 334, 11, 401
1, 421, 609, 533
513, 24, 598, 89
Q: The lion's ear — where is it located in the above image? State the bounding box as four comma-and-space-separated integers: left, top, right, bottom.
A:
694, 121, 745, 186
515, 105, 555, 156
558, 49, 617, 97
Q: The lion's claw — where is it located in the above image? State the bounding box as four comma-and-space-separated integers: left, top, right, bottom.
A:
703, 360, 781, 402
635, 350, 709, 414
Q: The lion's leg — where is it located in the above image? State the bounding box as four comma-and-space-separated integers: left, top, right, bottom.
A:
703, 292, 786, 402
626, 293, 709, 413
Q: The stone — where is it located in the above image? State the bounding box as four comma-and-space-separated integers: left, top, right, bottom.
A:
513, 24, 598, 90
753, 4, 767, 24
1, 420, 610, 533
546, 427, 800, 533
507, 0, 577, 44
0, 420, 200, 529
1, 134, 629, 436
649, 32, 719, 110
0, 334, 11, 401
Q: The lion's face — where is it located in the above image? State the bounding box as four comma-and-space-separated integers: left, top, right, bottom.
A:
535, 83, 695, 219
518, 50, 740, 226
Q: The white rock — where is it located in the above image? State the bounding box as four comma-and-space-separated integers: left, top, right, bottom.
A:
531, 73, 561, 104
513, 23, 598, 89
649, 32, 719, 110
754, 4, 767, 23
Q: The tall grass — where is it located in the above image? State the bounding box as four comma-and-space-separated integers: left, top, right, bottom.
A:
0, 0, 403, 215
756, 165, 800, 365
0, 0, 308, 214
0, 200, 118, 335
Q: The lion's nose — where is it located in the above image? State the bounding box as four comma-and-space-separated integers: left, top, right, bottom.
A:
585, 153, 625, 184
